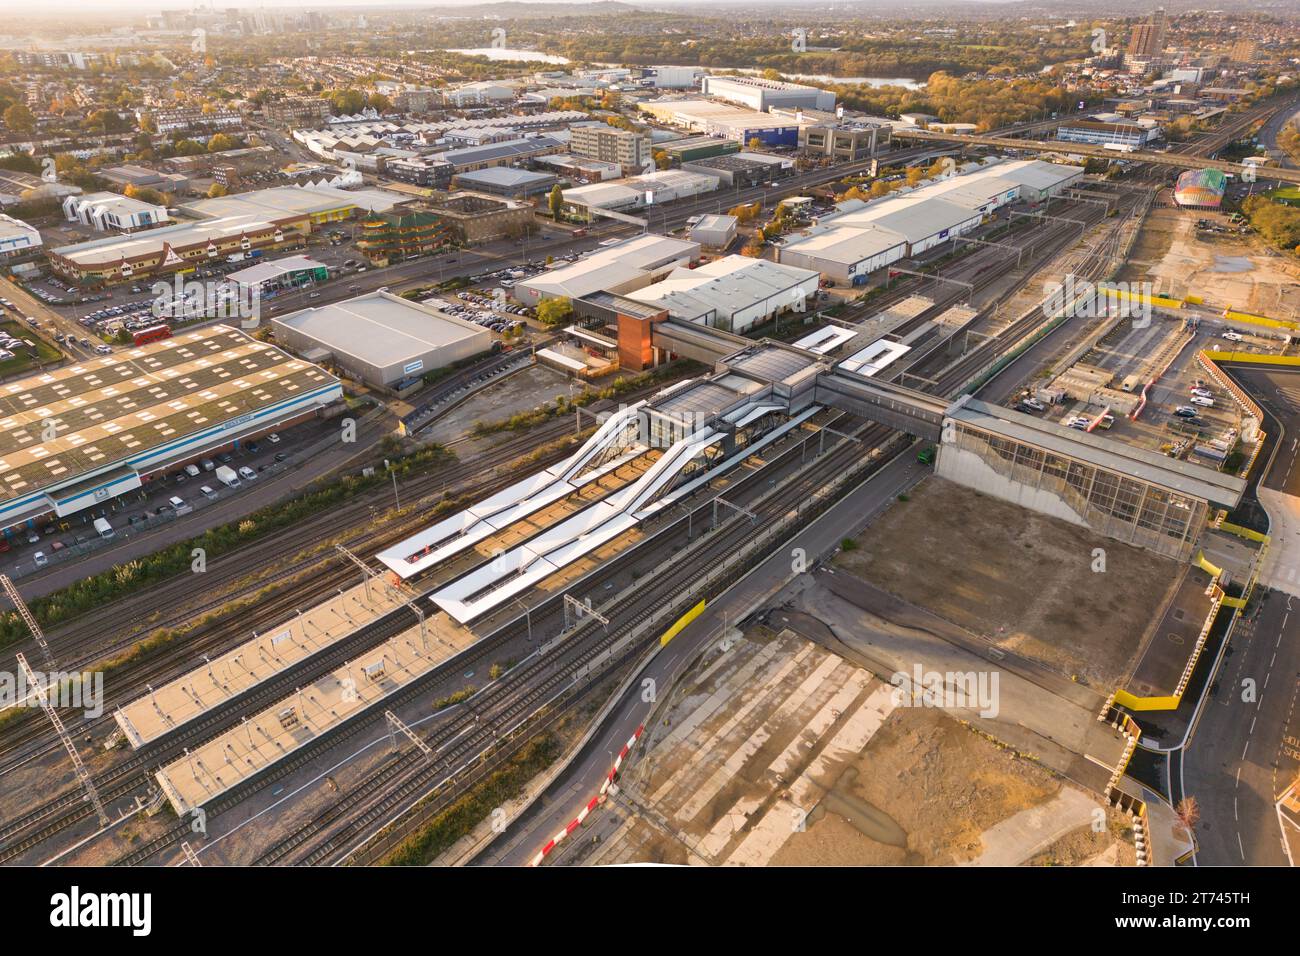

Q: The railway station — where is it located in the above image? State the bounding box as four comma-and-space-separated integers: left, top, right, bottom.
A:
0, 325, 341, 536
415, 342, 826, 624
154, 610, 478, 817
113, 574, 411, 749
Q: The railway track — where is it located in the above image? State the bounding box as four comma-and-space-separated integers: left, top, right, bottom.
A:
0, 372, 690, 773
0, 381, 690, 855
9, 112, 1272, 866
249, 186, 1153, 867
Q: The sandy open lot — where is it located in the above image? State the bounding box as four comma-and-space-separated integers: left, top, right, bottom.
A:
834, 478, 1181, 687
1119, 206, 1300, 318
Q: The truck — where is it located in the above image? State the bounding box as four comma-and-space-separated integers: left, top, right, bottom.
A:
1103, 142, 1137, 154
93, 517, 115, 539
215, 465, 241, 488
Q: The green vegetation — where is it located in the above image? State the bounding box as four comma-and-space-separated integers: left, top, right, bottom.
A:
0, 319, 60, 379
379, 733, 561, 866
535, 297, 573, 326
471, 367, 678, 437
1242, 194, 1300, 253
0, 444, 454, 648
828, 72, 1089, 133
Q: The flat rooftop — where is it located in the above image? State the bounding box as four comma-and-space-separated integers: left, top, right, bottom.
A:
155, 611, 480, 815
722, 342, 823, 384
114, 577, 410, 749
227, 254, 328, 286
274, 290, 487, 365
0, 326, 338, 511
949, 397, 1247, 507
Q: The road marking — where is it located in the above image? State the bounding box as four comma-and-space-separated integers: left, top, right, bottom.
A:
1238, 832, 1246, 861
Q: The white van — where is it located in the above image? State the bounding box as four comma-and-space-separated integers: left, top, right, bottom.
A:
93, 517, 115, 539
168, 495, 192, 515
1190, 394, 1215, 407
184, 464, 201, 478
200, 485, 217, 500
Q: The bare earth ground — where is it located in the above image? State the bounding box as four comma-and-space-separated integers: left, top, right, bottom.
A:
833, 477, 1180, 687
1119, 206, 1300, 318
584, 628, 1134, 867
769, 707, 1056, 865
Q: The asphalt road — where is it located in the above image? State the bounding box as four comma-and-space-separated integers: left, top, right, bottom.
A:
477, 448, 926, 866
1180, 366, 1300, 865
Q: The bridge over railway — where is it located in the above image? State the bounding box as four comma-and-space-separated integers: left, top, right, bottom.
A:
646, 318, 1245, 560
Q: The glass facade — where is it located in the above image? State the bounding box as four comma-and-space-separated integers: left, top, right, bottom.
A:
950, 421, 1206, 560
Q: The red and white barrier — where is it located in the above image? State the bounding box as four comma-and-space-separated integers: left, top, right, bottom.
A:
528, 725, 645, 867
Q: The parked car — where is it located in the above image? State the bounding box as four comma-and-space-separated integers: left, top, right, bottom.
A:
33, 551, 47, 568
1221, 331, 1243, 342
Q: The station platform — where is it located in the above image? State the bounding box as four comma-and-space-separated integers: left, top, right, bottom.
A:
155, 610, 476, 816
114, 576, 410, 749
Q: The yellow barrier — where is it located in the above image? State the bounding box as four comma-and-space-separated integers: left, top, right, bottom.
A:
1195, 552, 1223, 577
1099, 287, 1184, 310
1113, 690, 1182, 711
1185, 294, 1204, 306
1218, 521, 1269, 543
1201, 350, 1300, 366
660, 599, 706, 646
1222, 309, 1300, 332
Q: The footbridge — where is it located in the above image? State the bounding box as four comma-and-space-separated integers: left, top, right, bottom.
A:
812, 372, 947, 441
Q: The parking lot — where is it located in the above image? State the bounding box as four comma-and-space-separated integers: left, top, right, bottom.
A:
1005, 313, 1264, 471
3, 419, 333, 579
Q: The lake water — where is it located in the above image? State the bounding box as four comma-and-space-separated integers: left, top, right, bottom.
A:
448, 48, 570, 65
773, 73, 923, 90
729, 67, 923, 90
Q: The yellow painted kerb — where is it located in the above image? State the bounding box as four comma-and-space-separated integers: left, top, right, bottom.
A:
660, 599, 706, 646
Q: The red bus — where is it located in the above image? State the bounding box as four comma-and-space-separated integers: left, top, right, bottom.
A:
132, 325, 172, 347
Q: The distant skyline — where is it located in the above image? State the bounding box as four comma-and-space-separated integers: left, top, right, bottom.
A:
0, 0, 1023, 16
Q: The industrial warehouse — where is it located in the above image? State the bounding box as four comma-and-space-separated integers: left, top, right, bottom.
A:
272, 290, 491, 390
2, 13, 1294, 880
47, 183, 404, 284
0, 325, 341, 535
778, 159, 1085, 284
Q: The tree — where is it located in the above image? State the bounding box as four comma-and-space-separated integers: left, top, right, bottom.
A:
207, 133, 238, 153
124, 184, 167, 206
1174, 797, 1200, 838
329, 89, 366, 115
207, 182, 228, 198
367, 92, 392, 114
747, 136, 763, 151
3, 102, 35, 133
536, 297, 573, 326
905, 167, 925, 187
547, 184, 565, 219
